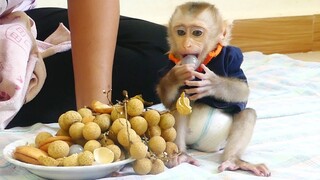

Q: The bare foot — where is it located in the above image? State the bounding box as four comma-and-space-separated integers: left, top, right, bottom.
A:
218, 159, 271, 177
166, 152, 200, 168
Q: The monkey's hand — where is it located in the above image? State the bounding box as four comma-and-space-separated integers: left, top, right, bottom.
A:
185, 64, 249, 102
218, 159, 271, 177
168, 64, 196, 86
166, 152, 200, 168
157, 64, 196, 108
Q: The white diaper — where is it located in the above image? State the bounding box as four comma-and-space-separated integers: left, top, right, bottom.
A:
186, 103, 232, 152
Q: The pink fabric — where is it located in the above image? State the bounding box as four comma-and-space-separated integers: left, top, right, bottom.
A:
0, 11, 71, 129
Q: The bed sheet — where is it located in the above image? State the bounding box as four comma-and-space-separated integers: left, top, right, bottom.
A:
1, 52, 320, 180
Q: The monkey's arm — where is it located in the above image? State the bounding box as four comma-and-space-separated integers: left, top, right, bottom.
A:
156, 72, 181, 108
157, 64, 196, 108
185, 64, 249, 103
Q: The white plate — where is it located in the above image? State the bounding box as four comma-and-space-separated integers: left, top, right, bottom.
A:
3, 138, 134, 180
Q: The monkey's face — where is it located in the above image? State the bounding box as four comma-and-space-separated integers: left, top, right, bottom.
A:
168, 9, 222, 63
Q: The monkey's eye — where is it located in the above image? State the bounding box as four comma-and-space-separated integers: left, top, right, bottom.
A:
177, 30, 186, 36
192, 30, 203, 36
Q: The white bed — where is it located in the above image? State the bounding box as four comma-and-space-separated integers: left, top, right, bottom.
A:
1, 14, 320, 179
1, 50, 320, 179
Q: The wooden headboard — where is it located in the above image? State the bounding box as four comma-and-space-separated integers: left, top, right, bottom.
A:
230, 14, 320, 54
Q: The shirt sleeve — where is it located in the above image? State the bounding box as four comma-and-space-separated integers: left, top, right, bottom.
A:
196, 46, 248, 114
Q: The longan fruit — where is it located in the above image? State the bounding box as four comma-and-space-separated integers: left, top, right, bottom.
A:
35, 132, 53, 147
127, 98, 144, 116
110, 118, 131, 135
94, 114, 111, 133
159, 113, 175, 129
147, 125, 161, 138
82, 122, 101, 140
48, 140, 70, 159
100, 135, 114, 146
69, 122, 85, 140
106, 144, 122, 161
117, 128, 139, 147
58, 110, 82, 131
55, 128, 69, 136
129, 116, 148, 136
148, 136, 166, 155
143, 109, 160, 126
84, 139, 101, 153
110, 105, 125, 121
78, 151, 94, 166
63, 154, 79, 166
133, 158, 152, 175
129, 141, 148, 160
161, 127, 177, 142
150, 158, 165, 174
165, 142, 179, 157
38, 156, 59, 166
77, 107, 93, 118
81, 115, 95, 124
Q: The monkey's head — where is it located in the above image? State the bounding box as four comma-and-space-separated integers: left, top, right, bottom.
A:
167, 2, 231, 64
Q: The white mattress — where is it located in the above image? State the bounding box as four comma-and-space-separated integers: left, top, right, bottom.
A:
1, 51, 320, 179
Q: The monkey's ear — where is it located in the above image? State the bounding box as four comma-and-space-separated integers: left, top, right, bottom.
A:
219, 20, 233, 46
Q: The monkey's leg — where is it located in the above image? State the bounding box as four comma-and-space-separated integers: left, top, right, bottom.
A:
166, 112, 200, 168
218, 108, 271, 177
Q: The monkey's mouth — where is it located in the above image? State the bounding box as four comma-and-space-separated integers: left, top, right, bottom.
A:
182, 54, 199, 58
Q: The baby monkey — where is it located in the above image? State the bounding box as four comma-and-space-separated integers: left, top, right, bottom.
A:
156, 2, 270, 177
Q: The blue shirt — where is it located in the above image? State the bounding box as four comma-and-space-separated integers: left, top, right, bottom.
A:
158, 46, 247, 114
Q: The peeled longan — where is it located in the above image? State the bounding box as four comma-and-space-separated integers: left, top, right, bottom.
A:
143, 109, 160, 126
69, 122, 85, 141
161, 127, 177, 142
84, 139, 101, 153
159, 113, 175, 129
35, 132, 53, 147
150, 158, 165, 174
127, 98, 144, 116
82, 122, 101, 140
129, 116, 148, 136
148, 136, 166, 155
133, 158, 152, 175
129, 141, 148, 160
94, 114, 111, 133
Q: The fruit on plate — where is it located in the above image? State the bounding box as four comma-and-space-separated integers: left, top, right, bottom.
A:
13, 92, 182, 175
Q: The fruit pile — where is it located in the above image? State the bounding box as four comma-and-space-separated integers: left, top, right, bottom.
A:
13, 94, 180, 175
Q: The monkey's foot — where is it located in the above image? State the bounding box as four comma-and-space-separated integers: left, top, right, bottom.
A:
165, 152, 200, 168
218, 160, 271, 177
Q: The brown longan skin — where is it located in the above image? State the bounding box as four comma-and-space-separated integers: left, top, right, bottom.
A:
82, 122, 101, 140
47, 140, 70, 159
133, 158, 152, 175
148, 136, 166, 155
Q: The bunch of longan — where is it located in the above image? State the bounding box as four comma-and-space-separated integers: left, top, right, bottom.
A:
52, 96, 180, 175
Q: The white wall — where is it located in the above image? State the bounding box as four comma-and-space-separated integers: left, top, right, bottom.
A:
37, 0, 320, 24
